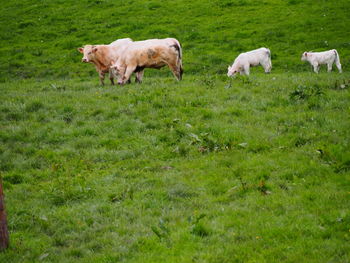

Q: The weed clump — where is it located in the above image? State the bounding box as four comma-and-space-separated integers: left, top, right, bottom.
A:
289, 84, 326, 109
189, 214, 210, 237
3, 173, 24, 184
289, 85, 324, 101
25, 101, 44, 112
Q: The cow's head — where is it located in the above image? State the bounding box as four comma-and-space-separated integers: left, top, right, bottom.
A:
301, 52, 308, 61
77, 45, 98, 63
227, 65, 238, 77
110, 60, 121, 75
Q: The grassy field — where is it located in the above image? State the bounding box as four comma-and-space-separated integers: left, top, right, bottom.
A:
1, 0, 350, 262
1, 0, 350, 81
1, 73, 350, 262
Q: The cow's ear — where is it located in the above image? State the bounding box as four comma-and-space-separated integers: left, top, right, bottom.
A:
304, 52, 307, 57
92, 47, 98, 53
78, 47, 84, 53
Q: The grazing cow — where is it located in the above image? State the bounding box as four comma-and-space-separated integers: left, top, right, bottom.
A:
110, 38, 183, 85
227, 47, 272, 77
301, 49, 342, 73
77, 38, 133, 85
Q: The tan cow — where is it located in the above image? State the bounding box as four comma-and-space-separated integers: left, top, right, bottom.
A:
77, 38, 132, 85
110, 38, 183, 85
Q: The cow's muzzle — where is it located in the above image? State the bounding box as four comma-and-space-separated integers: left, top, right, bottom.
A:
82, 59, 89, 63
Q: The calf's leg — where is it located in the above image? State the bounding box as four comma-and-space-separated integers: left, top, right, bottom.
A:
243, 64, 250, 76
327, 63, 333, 73
335, 61, 342, 73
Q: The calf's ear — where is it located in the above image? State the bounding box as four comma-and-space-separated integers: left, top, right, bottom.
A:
78, 47, 84, 53
92, 47, 98, 53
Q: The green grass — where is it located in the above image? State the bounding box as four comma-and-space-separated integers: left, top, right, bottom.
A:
1, 0, 350, 262
1, 73, 350, 262
1, 0, 350, 81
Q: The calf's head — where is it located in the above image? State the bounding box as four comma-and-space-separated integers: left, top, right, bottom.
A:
77, 45, 98, 63
227, 65, 238, 77
301, 52, 308, 61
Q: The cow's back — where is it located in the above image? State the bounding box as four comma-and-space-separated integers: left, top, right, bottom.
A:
110, 38, 133, 47
122, 40, 176, 68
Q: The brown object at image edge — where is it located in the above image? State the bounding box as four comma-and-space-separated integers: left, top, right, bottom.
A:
0, 177, 9, 251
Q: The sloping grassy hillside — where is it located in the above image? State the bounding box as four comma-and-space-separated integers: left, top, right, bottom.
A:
1, 0, 350, 262
1, 74, 350, 262
0, 0, 350, 81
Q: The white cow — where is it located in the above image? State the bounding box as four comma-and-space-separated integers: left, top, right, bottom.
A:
301, 49, 342, 73
227, 47, 272, 77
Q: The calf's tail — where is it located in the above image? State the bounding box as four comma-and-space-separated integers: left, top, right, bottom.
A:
266, 48, 271, 58
334, 49, 340, 63
333, 49, 342, 73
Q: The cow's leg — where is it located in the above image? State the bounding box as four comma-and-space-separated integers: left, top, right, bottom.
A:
313, 64, 319, 73
174, 64, 182, 80
122, 65, 137, 85
116, 65, 127, 85
109, 69, 115, 85
167, 63, 182, 81
135, 70, 144, 83
99, 72, 105, 86
327, 63, 333, 73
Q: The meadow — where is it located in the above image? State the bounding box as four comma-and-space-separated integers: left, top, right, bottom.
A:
1, 0, 350, 262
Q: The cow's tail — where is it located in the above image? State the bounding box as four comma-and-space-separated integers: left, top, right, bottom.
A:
171, 40, 183, 80
333, 49, 342, 73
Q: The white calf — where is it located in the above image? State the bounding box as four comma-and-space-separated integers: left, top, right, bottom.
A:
301, 49, 342, 73
227, 47, 272, 77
